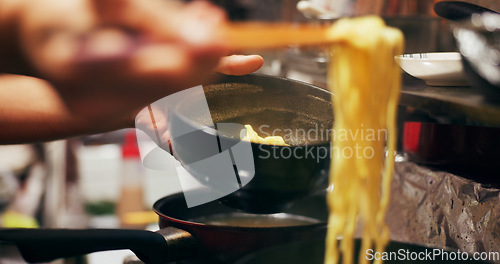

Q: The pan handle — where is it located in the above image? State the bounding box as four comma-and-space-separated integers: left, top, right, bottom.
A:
0, 227, 197, 264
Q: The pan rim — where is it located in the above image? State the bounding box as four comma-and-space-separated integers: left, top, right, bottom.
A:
152, 191, 327, 231
168, 73, 334, 148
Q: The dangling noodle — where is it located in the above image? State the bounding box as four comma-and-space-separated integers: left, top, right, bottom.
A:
325, 16, 404, 264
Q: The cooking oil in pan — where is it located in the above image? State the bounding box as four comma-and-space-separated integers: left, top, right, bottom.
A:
192, 212, 321, 227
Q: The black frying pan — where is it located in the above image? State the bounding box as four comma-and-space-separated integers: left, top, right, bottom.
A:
433, 1, 497, 21
167, 74, 333, 213
0, 191, 328, 264
434, 2, 500, 100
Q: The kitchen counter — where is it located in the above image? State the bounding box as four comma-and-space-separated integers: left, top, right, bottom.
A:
400, 76, 500, 127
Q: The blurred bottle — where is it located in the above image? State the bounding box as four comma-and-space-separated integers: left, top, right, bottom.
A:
116, 130, 146, 229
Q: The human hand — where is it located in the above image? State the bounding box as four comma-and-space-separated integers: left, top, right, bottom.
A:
3, 0, 262, 121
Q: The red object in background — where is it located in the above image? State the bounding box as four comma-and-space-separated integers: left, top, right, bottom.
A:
118, 129, 145, 228
403, 122, 422, 153
122, 130, 140, 159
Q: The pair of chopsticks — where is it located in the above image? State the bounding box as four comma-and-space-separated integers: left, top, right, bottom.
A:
219, 22, 335, 51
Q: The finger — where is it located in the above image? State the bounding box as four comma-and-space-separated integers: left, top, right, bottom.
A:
135, 106, 171, 152
136, 107, 167, 134
215, 55, 264, 76
42, 36, 225, 120
135, 105, 168, 146
91, 0, 228, 49
38, 1, 229, 87
161, 130, 172, 153
90, 0, 179, 34
19, 0, 96, 79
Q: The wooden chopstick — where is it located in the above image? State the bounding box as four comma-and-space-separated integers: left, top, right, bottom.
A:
219, 22, 336, 51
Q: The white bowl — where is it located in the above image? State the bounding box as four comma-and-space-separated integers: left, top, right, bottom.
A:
395, 52, 470, 86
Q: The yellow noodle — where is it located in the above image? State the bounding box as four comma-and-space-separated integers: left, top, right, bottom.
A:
241, 124, 289, 146
325, 16, 403, 264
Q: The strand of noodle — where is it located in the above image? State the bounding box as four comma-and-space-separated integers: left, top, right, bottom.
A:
324, 16, 403, 264
376, 28, 404, 255
360, 36, 385, 264
359, 26, 394, 263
